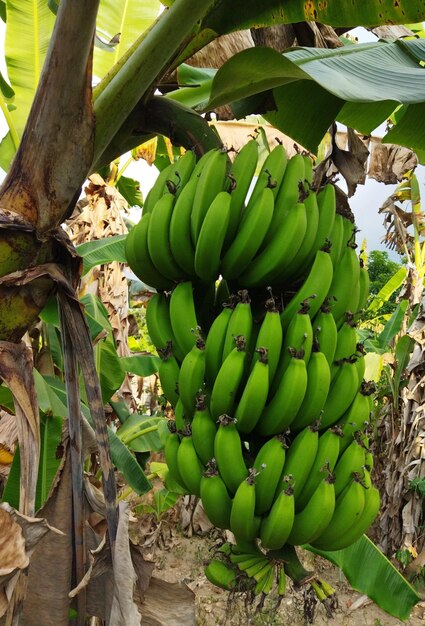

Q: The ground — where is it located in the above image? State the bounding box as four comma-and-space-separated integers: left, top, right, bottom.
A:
128, 501, 425, 626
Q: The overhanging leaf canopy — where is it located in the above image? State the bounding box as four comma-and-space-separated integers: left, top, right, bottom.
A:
205, 39, 425, 153
201, 0, 425, 33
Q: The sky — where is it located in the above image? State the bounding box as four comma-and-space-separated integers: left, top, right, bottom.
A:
0, 22, 422, 262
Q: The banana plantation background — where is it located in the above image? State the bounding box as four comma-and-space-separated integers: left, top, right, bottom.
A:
0, 0, 424, 624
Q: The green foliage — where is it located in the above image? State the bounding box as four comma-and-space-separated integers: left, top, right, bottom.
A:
409, 478, 425, 498
309, 535, 420, 620
134, 487, 180, 521
368, 251, 403, 315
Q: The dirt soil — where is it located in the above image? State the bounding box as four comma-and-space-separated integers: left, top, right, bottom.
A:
129, 506, 425, 626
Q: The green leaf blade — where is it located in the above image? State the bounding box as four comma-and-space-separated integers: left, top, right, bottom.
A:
5, 0, 56, 137
76, 234, 128, 275
308, 535, 420, 620
94, 0, 161, 79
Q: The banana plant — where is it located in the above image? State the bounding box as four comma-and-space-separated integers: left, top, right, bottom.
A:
1, 0, 425, 623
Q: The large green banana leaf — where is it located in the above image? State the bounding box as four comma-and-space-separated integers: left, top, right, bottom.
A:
309, 535, 420, 620
4, 0, 55, 139
177, 0, 425, 62
93, 0, 160, 79
204, 40, 425, 153
201, 0, 425, 34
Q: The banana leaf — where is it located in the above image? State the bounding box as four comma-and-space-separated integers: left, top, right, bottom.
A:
201, 0, 425, 35
116, 175, 144, 209
378, 300, 409, 349
94, 0, 160, 80
119, 354, 160, 377
2, 372, 64, 511
4, 0, 55, 139
45, 376, 151, 495
76, 234, 127, 275
2, 412, 62, 511
366, 266, 408, 314
205, 41, 425, 153
308, 535, 420, 620
117, 413, 168, 452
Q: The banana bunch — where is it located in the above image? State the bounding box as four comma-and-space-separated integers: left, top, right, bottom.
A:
126, 142, 363, 294
133, 143, 379, 599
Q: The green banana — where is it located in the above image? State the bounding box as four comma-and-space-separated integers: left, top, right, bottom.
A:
204, 560, 237, 591
214, 414, 248, 493
243, 143, 288, 213
311, 475, 366, 550
194, 191, 231, 282
191, 396, 217, 465
214, 278, 231, 308
357, 258, 370, 313
319, 357, 360, 430
125, 215, 173, 290
328, 213, 344, 267
276, 190, 319, 283
280, 248, 334, 333
251, 297, 282, 385
200, 459, 233, 529
174, 398, 189, 433
191, 148, 229, 244
178, 335, 206, 416
165, 149, 196, 197
272, 300, 314, 396
310, 183, 336, 259
234, 348, 269, 434
337, 384, 372, 453
321, 483, 380, 551
277, 566, 287, 596
253, 434, 287, 515
169, 176, 198, 276
230, 470, 260, 542
262, 153, 305, 247
158, 343, 180, 407
287, 475, 336, 545
254, 564, 275, 595
221, 187, 275, 280
210, 335, 247, 421
256, 348, 308, 436
290, 343, 331, 432
342, 213, 356, 248
247, 559, 272, 582
240, 202, 307, 288
229, 552, 264, 566
176, 431, 204, 496
222, 290, 253, 361
328, 242, 361, 325
191, 148, 216, 179
302, 153, 314, 190
173, 398, 187, 432
142, 161, 175, 215
333, 439, 366, 497
147, 192, 183, 281
145, 291, 180, 356
169, 281, 200, 358
224, 139, 259, 248
354, 343, 366, 382
193, 280, 220, 337
281, 426, 319, 501
295, 426, 342, 511
260, 480, 295, 550
204, 304, 234, 388
236, 554, 268, 573
312, 297, 338, 369
331, 313, 358, 379
164, 422, 186, 490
